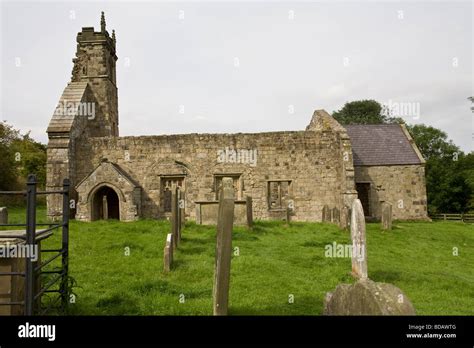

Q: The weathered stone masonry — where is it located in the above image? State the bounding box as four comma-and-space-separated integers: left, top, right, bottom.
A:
46, 14, 427, 223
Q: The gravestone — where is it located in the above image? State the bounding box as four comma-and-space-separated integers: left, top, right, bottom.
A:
331, 207, 340, 224
180, 192, 186, 226
339, 206, 350, 230
102, 196, 108, 220
0, 207, 7, 224
213, 177, 235, 316
322, 205, 331, 222
163, 233, 173, 273
323, 278, 416, 315
171, 187, 178, 249
381, 202, 392, 231
177, 188, 182, 242
351, 199, 367, 279
246, 196, 253, 228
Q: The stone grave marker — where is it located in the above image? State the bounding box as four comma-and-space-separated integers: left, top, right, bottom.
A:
339, 206, 350, 230
246, 196, 253, 228
322, 205, 331, 222
331, 207, 340, 224
0, 207, 8, 224
163, 233, 173, 273
351, 199, 367, 279
171, 187, 178, 249
381, 202, 392, 231
213, 177, 235, 316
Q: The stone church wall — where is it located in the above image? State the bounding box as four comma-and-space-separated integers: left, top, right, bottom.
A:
354, 165, 428, 220
73, 130, 350, 221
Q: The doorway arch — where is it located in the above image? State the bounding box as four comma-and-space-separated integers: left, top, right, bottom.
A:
91, 185, 120, 220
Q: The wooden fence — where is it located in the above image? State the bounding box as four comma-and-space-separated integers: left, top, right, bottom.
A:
430, 213, 474, 223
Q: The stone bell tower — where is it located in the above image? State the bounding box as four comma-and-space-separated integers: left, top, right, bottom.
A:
46, 12, 119, 220
71, 11, 119, 137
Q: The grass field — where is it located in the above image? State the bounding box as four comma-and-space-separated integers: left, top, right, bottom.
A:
3, 207, 474, 315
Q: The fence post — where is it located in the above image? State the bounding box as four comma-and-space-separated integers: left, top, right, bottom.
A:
60, 178, 70, 310
25, 174, 37, 316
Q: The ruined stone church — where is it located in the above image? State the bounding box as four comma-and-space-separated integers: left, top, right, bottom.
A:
46, 14, 428, 223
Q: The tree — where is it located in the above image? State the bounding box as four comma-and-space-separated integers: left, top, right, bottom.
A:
405, 124, 459, 160
333, 100, 386, 125
406, 124, 472, 213
0, 122, 20, 191
0, 122, 47, 191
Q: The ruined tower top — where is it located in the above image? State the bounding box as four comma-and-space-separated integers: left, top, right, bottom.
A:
72, 11, 117, 84
69, 12, 119, 137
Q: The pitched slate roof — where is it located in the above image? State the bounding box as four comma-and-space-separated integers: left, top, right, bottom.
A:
344, 124, 424, 166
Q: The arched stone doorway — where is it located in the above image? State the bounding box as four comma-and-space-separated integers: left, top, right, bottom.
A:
92, 186, 120, 220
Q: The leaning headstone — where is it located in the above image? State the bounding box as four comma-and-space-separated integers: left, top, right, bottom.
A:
381, 202, 392, 231
213, 177, 235, 316
246, 196, 253, 228
331, 207, 340, 224
0, 207, 8, 224
339, 206, 350, 230
163, 233, 173, 273
323, 278, 416, 315
351, 199, 367, 279
322, 205, 331, 222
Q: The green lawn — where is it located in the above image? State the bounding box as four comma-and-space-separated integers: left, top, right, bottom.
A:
3, 207, 474, 315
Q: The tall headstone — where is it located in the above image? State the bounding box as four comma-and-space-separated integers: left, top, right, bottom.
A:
350, 199, 367, 279
213, 177, 235, 316
171, 187, 178, 250
180, 192, 186, 226
176, 188, 181, 243
381, 202, 392, 231
339, 206, 350, 230
322, 205, 331, 222
0, 207, 8, 224
246, 196, 253, 228
102, 196, 108, 220
331, 207, 340, 224
163, 233, 173, 273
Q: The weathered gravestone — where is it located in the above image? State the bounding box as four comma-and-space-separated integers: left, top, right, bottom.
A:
339, 206, 350, 230
163, 233, 173, 273
381, 202, 392, 231
171, 187, 178, 249
102, 196, 108, 220
0, 207, 8, 224
324, 199, 416, 315
351, 199, 367, 279
331, 207, 340, 224
213, 177, 234, 316
177, 188, 182, 242
180, 192, 186, 226
246, 196, 253, 228
322, 205, 331, 222
323, 278, 416, 315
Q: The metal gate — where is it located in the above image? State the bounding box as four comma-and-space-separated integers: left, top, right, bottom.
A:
0, 174, 70, 315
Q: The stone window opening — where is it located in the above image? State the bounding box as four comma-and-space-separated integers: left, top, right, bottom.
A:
213, 174, 242, 200
267, 180, 291, 210
161, 176, 185, 213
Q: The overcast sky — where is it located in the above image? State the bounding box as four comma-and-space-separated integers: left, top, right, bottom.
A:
1, 0, 472, 152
